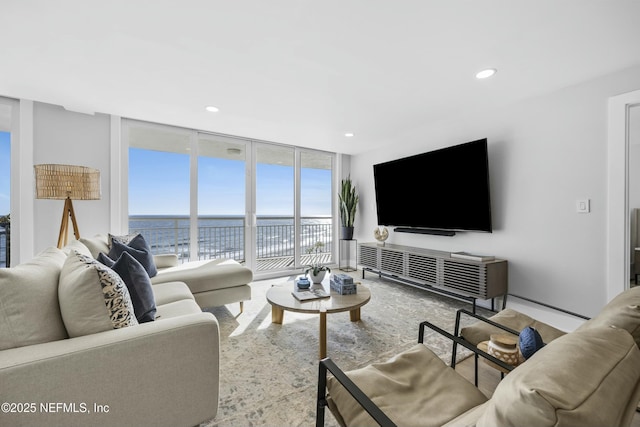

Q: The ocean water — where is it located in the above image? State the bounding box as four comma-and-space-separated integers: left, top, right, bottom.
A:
0, 217, 332, 268
129, 215, 332, 261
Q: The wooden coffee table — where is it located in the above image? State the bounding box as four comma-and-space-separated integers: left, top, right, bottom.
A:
266, 280, 371, 359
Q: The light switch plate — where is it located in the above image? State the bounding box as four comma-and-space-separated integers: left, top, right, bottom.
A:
576, 199, 590, 213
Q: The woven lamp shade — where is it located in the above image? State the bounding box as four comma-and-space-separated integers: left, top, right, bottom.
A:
34, 164, 101, 200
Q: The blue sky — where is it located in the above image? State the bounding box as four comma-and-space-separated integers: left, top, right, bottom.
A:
129, 148, 332, 216
0, 132, 9, 216
0, 143, 332, 218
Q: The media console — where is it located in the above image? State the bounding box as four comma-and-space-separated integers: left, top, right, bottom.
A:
358, 243, 508, 313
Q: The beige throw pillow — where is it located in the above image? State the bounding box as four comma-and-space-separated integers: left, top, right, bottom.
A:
0, 247, 68, 350
59, 251, 138, 338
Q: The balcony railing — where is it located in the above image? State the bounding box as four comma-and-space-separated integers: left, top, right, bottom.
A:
128, 215, 332, 271
0, 227, 8, 268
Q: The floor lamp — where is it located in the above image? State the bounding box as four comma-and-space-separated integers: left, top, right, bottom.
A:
34, 164, 101, 249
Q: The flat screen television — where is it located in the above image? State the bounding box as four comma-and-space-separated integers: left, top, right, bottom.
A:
373, 138, 492, 235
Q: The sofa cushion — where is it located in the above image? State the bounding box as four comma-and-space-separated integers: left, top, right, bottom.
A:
327, 344, 488, 427
0, 247, 68, 350
108, 234, 157, 278
98, 251, 156, 323
460, 308, 566, 346
576, 285, 640, 347
152, 281, 195, 306
155, 299, 203, 319
59, 251, 138, 338
151, 258, 252, 294
477, 327, 640, 427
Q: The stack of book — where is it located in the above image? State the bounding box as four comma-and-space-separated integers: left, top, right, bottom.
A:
330, 273, 357, 295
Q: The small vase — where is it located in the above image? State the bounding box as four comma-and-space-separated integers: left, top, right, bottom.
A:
309, 270, 327, 284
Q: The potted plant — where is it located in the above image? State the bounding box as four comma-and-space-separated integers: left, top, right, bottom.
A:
339, 176, 359, 240
304, 241, 331, 283
0, 214, 9, 229
0, 214, 9, 267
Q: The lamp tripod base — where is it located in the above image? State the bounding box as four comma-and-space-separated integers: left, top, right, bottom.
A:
57, 197, 80, 249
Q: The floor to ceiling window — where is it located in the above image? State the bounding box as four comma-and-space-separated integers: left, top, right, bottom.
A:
0, 131, 10, 268
197, 134, 248, 262
255, 144, 295, 272
123, 120, 336, 277
127, 125, 192, 260
300, 151, 333, 268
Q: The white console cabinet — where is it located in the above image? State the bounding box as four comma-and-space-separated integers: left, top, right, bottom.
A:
359, 243, 508, 312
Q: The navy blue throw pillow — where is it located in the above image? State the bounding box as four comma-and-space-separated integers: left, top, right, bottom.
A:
99, 251, 156, 323
97, 252, 115, 268
108, 234, 157, 278
519, 326, 545, 359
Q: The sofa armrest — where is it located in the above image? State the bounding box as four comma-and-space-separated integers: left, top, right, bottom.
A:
0, 312, 219, 427
154, 253, 179, 269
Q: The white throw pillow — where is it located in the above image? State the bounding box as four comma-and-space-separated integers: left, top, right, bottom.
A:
79, 234, 110, 258
59, 251, 138, 338
62, 239, 93, 258
0, 247, 68, 350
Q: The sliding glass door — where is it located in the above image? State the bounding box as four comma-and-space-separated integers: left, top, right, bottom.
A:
197, 134, 248, 263
255, 144, 295, 273
128, 125, 192, 260
124, 120, 335, 277
300, 151, 333, 269
0, 131, 9, 268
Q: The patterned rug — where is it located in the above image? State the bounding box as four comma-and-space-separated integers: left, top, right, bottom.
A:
201, 271, 490, 427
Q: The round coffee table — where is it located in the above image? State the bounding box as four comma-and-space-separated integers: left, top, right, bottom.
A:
266, 281, 371, 359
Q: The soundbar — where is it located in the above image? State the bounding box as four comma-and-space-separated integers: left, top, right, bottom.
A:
394, 227, 456, 236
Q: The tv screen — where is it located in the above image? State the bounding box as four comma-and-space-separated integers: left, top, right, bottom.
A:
373, 138, 492, 233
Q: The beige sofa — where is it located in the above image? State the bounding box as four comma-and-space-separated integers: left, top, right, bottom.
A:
0, 246, 220, 427
318, 285, 640, 427
80, 234, 253, 311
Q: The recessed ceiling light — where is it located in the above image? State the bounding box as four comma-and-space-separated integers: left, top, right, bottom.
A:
344, 132, 355, 137
205, 106, 219, 113
475, 68, 497, 79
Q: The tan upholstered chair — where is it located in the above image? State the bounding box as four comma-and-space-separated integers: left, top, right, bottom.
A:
317, 286, 640, 427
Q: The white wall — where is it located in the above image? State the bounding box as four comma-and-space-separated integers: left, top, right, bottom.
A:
351, 65, 640, 322
17, 65, 640, 325
32, 102, 111, 254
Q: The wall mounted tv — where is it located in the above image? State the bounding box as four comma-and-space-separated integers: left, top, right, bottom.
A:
373, 138, 492, 236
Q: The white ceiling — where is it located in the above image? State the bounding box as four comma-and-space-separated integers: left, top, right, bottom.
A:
1, 1, 640, 155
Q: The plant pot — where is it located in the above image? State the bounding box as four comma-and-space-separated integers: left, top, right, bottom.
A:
341, 226, 354, 240
309, 270, 327, 284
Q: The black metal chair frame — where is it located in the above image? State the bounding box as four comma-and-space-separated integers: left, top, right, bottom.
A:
316, 313, 516, 427
450, 308, 521, 385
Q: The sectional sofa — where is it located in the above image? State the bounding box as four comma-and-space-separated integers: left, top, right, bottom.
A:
79, 234, 253, 311
0, 236, 252, 427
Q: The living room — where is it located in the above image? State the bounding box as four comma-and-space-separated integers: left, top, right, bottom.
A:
2, 1, 640, 426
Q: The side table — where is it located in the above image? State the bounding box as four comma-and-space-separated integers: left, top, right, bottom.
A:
339, 239, 357, 271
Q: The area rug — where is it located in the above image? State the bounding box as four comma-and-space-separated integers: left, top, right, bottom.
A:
201, 271, 491, 427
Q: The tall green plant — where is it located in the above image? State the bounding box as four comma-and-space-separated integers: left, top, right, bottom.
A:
339, 176, 359, 228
